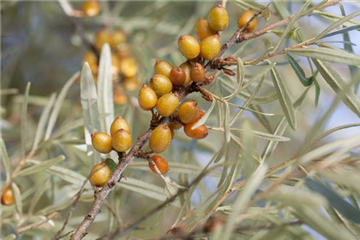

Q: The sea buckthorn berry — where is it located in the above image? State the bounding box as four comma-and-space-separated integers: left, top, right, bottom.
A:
110, 116, 131, 135
238, 9, 258, 32
184, 112, 208, 139
1, 185, 18, 206
82, 0, 101, 17
178, 35, 200, 60
180, 61, 192, 84
138, 84, 158, 111
111, 54, 121, 74
168, 121, 183, 130
109, 30, 126, 48
112, 129, 132, 152
123, 77, 140, 91
200, 35, 221, 60
83, 51, 98, 66
149, 125, 172, 153
149, 155, 169, 174
208, 4, 229, 31
156, 93, 180, 117
89, 162, 111, 187
170, 67, 186, 86
154, 60, 173, 78
119, 58, 138, 78
179, 100, 200, 124
91, 132, 112, 154
114, 91, 127, 105
196, 18, 217, 41
150, 74, 173, 96
94, 29, 110, 52
190, 63, 205, 83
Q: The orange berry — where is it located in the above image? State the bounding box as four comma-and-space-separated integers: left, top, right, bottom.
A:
190, 63, 205, 83
238, 9, 258, 32
89, 162, 111, 187
82, 0, 101, 17
94, 29, 110, 52
149, 155, 169, 174
109, 30, 126, 48
150, 74, 173, 96
178, 35, 200, 60
208, 4, 229, 31
154, 60, 173, 78
91, 132, 112, 154
200, 35, 221, 60
196, 18, 217, 41
149, 125, 172, 153
110, 116, 131, 135
83, 51, 98, 66
112, 129, 132, 152
184, 113, 208, 139
138, 84, 158, 111
119, 58, 138, 78
1, 185, 17, 206
179, 61, 192, 84
179, 100, 200, 124
170, 67, 186, 86
156, 93, 179, 117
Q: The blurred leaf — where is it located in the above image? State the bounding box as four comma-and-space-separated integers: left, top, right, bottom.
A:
12, 182, 22, 216
80, 63, 101, 164
44, 72, 79, 140
21, 82, 31, 158
270, 66, 297, 130
191, 99, 216, 130
241, 120, 257, 177
235, 0, 271, 21
290, 48, 360, 66
29, 179, 51, 215
45, 165, 89, 187
313, 59, 360, 117
314, 78, 321, 107
31, 93, 56, 151
0, 137, 11, 181
224, 102, 231, 143
286, 52, 314, 87
17, 155, 65, 177
224, 58, 244, 101
0, 235, 16, 240
266, 190, 328, 207
305, 178, 360, 224
270, 27, 300, 40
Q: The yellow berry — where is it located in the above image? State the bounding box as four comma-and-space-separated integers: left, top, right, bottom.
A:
170, 67, 186, 86
138, 84, 158, 111
113, 91, 127, 105
83, 51, 98, 66
149, 125, 172, 153
119, 58, 138, 78
178, 35, 200, 60
238, 9, 258, 32
149, 155, 169, 174
94, 29, 110, 52
196, 18, 217, 41
179, 100, 200, 124
156, 93, 179, 117
180, 61, 192, 84
89, 162, 111, 187
190, 63, 205, 83
208, 4, 229, 32
123, 77, 140, 91
150, 74, 173, 96
112, 129, 132, 152
154, 60, 173, 78
200, 35, 221, 60
91, 132, 112, 154
109, 30, 126, 48
82, 0, 101, 17
1, 185, 17, 206
110, 116, 131, 135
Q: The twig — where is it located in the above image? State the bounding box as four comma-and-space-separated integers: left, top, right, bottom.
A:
103, 200, 124, 231
17, 212, 59, 234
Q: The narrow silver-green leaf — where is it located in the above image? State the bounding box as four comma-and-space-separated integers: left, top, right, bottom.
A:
313, 59, 360, 117
290, 48, 360, 66
12, 183, 22, 215
286, 52, 314, 86
224, 57, 244, 101
270, 66, 297, 130
29, 179, 51, 215
0, 137, 11, 181
191, 99, 216, 130
46, 165, 89, 187
17, 155, 65, 177
21, 82, 31, 158
241, 120, 257, 178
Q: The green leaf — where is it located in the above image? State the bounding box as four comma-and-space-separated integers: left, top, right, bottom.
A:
313, 59, 360, 117
290, 48, 360, 66
29, 179, 51, 215
0, 235, 16, 240
305, 178, 360, 224
266, 190, 328, 207
104, 158, 116, 173
12, 183, 22, 215
44, 72, 79, 140
322, 24, 360, 39
270, 27, 300, 40
241, 120, 257, 178
45, 165, 89, 187
314, 78, 321, 107
234, 0, 271, 21
270, 66, 297, 130
21, 82, 31, 158
17, 155, 65, 177
0, 137, 11, 181
224, 57, 244, 101
191, 99, 216, 130
286, 52, 314, 87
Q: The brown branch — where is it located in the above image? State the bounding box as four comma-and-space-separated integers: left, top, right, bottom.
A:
17, 212, 59, 234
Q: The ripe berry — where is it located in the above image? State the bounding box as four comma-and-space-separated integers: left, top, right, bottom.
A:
149, 125, 172, 153
200, 35, 221, 60
83, 51, 98, 67
150, 74, 173, 96
82, 0, 101, 17
168, 121, 183, 130
138, 84, 158, 110
111, 54, 121, 75
208, 4, 229, 32
149, 155, 169, 174
154, 60, 173, 78
91, 132, 112, 154
109, 30, 126, 48
110, 116, 131, 136
123, 77, 140, 91
170, 67, 186, 86
190, 63, 205, 83
179, 100, 200, 124
156, 93, 179, 117
112, 129, 132, 152
89, 162, 111, 187
119, 58, 138, 78
114, 90, 127, 105
1, 185, 17, 206
94, 29, 109, 52
196, 18, 217, 41
178, 35, 200, 60
238, 9, 258, 32
180, 61, 192, 84
184, 112, 208, 139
